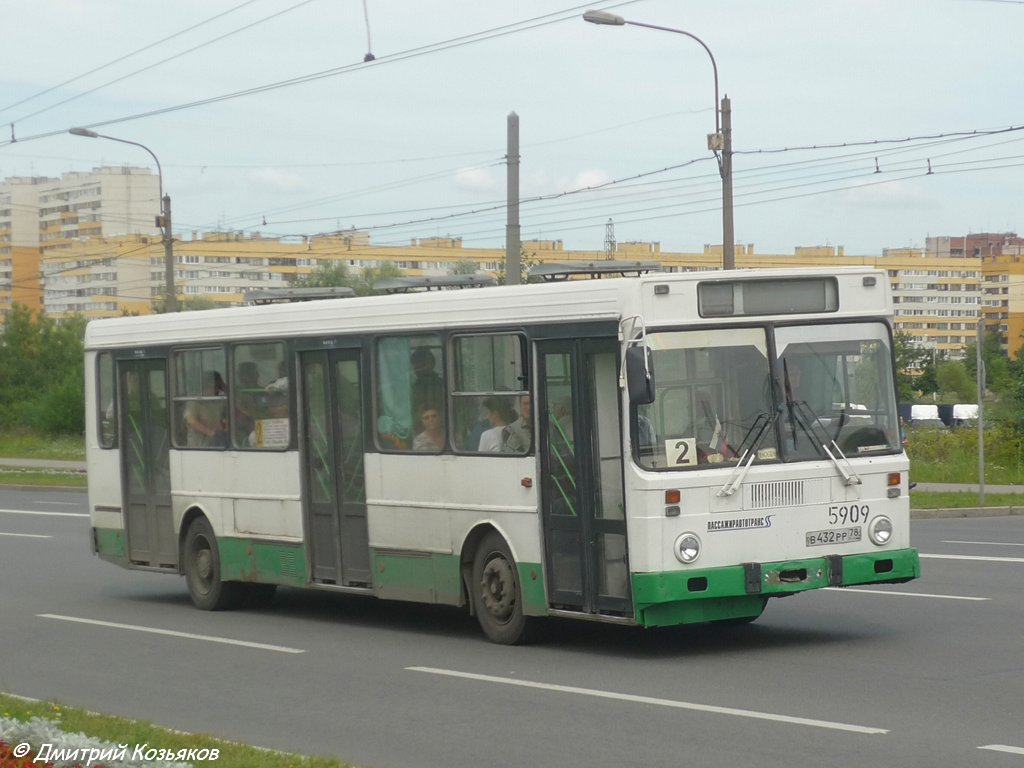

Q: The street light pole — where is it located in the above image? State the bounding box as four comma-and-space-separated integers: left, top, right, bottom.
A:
69, 127, 177, 311
583, 10, 735, 269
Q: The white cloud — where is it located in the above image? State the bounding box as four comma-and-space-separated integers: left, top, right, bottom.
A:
453, 166, 499, 193
838, 179, 936, 211
246, 168, 306, 194
570, 168, 613, 191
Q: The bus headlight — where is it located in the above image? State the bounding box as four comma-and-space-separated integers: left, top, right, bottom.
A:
868, 516, 893, 546
674, 532, 702, 564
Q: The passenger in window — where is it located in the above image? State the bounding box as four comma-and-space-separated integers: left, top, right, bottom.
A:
464, 400, 491, 451
266, 362, 289, 392
410, 347, 443, 428
185, 371, 227, 447
412, 405, 445, 452
478, 396, 516, 452
502, 394, 532, 454
265, 361, 290, 418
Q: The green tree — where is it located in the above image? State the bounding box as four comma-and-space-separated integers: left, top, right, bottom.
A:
892, 331, 923, 402
935, 360, 974, 402
152, 296, 222, 313
494, 247, 540, 285
964, 330, 1011, 394
916, 358, 938, 400
293, 261, 353, 288
0, 305, 86, 434
293, 260, 403, 296
448, 260, 480, 276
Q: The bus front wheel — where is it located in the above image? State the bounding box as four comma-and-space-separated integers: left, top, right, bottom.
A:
184, 516, 241, 611
471, 532, 532, 645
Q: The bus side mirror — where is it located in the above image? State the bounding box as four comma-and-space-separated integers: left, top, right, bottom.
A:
625, 346, 656, 405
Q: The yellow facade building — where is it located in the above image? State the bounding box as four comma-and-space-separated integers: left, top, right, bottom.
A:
17, 231, 1024, 360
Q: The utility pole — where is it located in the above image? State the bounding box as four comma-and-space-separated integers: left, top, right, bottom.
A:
161, 194, 176, 312
720, 95, 735, 269
505, 111, 521, 285
977, 318, 985, 505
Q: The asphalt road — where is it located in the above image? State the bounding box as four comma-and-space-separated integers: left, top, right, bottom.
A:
2, 488, 1023, 768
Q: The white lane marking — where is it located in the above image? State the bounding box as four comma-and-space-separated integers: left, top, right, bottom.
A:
407, 666, 888, 735
979, 744, 1024, 756
824, 587, 989, 601
944, 540, 1024, 547
0, 508, 88, 518
0, 532, 52, 539
38, 500, 80, 506
921, 553, 1024, 564
38, 614, 305, 654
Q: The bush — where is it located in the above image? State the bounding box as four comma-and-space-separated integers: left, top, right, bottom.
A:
908, 422, 1024, 484
21, 375, 85, 436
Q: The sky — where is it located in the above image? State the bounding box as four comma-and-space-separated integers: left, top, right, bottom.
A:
1, 0, 1022, 256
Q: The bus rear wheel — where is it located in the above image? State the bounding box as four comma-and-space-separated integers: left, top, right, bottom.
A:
471, 532, 533, 645
184, 516, 241, 611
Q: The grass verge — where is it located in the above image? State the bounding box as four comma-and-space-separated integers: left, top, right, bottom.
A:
0, 470, 87, 488
0, 693, 352, 768
0, 432, 84, 462
909, 491, 1024, 509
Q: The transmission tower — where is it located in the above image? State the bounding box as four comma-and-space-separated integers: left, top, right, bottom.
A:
604, 218, 616, 260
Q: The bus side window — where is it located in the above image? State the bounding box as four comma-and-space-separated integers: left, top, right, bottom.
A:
376, 334, 444, 452
451, 333, 529, 454
97, 352, 117, 448
231, 342, 290, 449
172, 347, 228, 449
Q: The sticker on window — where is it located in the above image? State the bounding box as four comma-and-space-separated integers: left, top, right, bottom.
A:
665, 437, 697, 467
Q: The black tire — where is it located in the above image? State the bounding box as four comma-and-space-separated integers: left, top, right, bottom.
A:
471, 532, 533, 644
183, 516, 241, 611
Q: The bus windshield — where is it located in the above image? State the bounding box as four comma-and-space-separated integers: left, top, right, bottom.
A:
776, 322, 900, 461
633, 321, 900, 470
635, 327, 776, 469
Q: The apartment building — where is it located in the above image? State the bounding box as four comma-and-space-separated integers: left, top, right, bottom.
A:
0, 166, 160, 317
22, 228, 1024, 360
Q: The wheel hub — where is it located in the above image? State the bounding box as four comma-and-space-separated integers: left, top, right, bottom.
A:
480, 557, 515, 620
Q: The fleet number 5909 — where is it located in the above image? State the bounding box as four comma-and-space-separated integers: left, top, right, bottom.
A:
827, 504, 869, 526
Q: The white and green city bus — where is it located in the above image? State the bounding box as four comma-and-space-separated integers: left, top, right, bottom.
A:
85, 265, 920, 644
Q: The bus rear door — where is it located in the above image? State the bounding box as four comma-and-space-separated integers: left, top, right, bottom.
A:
299, 349, 371, 587
120, 358, 175, 568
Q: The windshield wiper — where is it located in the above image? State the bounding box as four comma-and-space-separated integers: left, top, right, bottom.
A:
787, 397, 862, 486
718, 411, 778, 497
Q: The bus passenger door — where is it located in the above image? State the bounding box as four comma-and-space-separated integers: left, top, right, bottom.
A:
120, 358, 175, 567
538, 339, 631, 617
299, 349, 371, 587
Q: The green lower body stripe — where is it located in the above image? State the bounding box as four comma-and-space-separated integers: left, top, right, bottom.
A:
632, 548, 920, 628
95, 525, 919, 631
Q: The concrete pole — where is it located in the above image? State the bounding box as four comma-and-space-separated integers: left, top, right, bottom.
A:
505, 111, 521, 285
721, 95, 735, 270
163, 194, 177, 312
977, 318, 985, 505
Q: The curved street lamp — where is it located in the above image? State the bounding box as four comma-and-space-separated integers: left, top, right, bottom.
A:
583, 10, 735, 270
69, 127, 177, 311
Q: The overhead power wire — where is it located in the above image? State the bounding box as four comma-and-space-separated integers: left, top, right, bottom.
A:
6, 0, 321, 128
733, 125, 1024, 156
236, 128, 1022, 239
0, 0, 266, 118
0, 0, 635, 146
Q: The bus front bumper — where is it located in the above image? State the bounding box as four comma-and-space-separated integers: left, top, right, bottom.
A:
631, 547, 920, 628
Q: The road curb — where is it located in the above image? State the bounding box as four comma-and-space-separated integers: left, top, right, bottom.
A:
911, 506, 1024, 520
